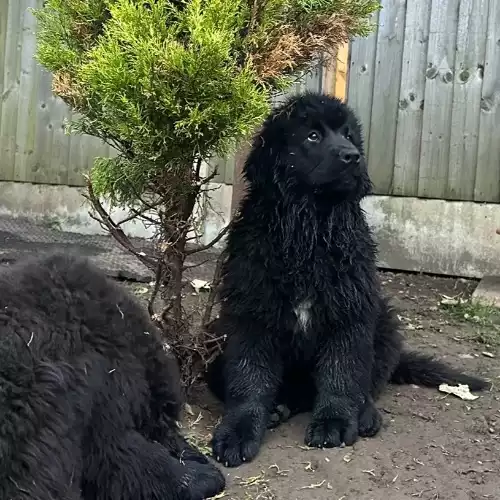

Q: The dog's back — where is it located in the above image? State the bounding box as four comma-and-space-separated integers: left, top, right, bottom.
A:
0, 252, 158, 361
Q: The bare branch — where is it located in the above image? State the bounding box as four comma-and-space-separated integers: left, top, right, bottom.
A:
194, 156, 203, 182
182, 256, 212, 272
84, 181, 156, 270
202, 247, 227, 327
185, 223, 231, 256
200, 169, 218, 186
148, 257, 169, 318
114, 196, 163, 226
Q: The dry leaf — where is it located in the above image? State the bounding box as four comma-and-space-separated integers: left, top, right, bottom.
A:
440, 295, 459, 306
190, 279, 211, 293
438, 383, 479, 401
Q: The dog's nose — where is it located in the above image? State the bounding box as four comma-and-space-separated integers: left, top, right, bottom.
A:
339, 148, 360, 164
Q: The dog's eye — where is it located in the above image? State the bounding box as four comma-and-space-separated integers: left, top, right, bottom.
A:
307, 131, 321, 143
345, 131, 353, 142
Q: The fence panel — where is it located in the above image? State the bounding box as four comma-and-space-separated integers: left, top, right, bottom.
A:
347, 0, 500, 203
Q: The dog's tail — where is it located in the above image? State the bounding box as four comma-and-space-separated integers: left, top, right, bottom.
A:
391, 351, 489, 392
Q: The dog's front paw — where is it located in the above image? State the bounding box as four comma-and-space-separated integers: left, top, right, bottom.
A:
177, 459, 226, 500
305, 397, 362, 448
211, 405, 267, 467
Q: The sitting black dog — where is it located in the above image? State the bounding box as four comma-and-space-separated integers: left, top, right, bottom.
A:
0, 252, 225, 500
206, 92, 489, 468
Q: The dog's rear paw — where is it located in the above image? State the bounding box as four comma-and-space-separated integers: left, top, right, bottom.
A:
358, 401, 382, 438
267, 404, 291, 429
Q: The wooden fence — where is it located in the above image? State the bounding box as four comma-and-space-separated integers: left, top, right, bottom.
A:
0, 0, 111, 186
348, 0, 500, 203
1, 0, 499, 203
0, 0, 339, 188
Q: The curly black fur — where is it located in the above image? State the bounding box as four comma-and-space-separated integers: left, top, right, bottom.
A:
0, 252, 225, 500
206, 92, 489, 468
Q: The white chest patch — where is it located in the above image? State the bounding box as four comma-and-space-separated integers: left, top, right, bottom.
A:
293, 300, 312, 333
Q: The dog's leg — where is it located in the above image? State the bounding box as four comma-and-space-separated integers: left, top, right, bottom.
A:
141, 344, 212, 466
306, 323, 380, 448
210, 321, 283, 467
7, 361, 87, 500
82, 429, 225, 500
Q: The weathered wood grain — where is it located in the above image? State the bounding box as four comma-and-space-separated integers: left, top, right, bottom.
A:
392, 0, 431, 196
0, 0, 23, 182
367, 0, 407, 194
417, 0, 459, 199
474, 0, 500, 202
447, 0, 489, 201
347, 11, 379, 162
13, 0, 39, 182
0, 0, 498, 205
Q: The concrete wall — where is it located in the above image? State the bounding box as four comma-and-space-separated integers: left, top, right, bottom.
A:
2, 179, 499, 279
362, 196, 500, 279
0, 180, 232, 250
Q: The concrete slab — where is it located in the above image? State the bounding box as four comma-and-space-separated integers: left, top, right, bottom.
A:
363, 195, 500, 279
472, 276, 500, 308
0, 180, 231, 251
0, 214, 154, 281
0, 215, 218, 284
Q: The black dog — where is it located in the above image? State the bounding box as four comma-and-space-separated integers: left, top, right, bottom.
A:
206, 92, 488, 468
0, 253, 225, 500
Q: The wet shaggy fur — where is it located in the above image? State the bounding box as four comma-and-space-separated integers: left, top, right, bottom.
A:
206, 92, 489, 468
0, 253, 225, 500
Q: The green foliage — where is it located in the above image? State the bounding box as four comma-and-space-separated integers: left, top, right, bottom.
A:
441, 298, 500, 346
265, 0, 379, 34
34, 0, 379, 205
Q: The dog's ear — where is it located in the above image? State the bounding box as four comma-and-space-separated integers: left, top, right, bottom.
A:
242, 159, 260, 185
242, 134, 271, 186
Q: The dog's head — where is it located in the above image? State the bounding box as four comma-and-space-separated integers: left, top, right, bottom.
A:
244, 92, 371, 200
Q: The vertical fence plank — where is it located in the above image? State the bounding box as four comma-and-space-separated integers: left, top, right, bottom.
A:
13, 0, 39, 182
0, 0, 22, 181
33, 67, 55, 183
44, 95, 73, 185
67, 127, 108, 188
321, 51, 337, 96
334, 44, 349, 101
392, 0, 431, 196
346, 11, 379, 160
366, 0, 407, 194
474, 0, 500, 202
303, 63, 323, 93
67, 111, 90, 187
0, 0, 9, 142
417, 0, 459, 198
447, 0, 489, 200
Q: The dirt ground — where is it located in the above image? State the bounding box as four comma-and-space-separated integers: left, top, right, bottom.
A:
130, 271, 500, 500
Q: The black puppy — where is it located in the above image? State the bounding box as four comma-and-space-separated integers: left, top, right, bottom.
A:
0, 252, 225, 500
207, 92, 488, 468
